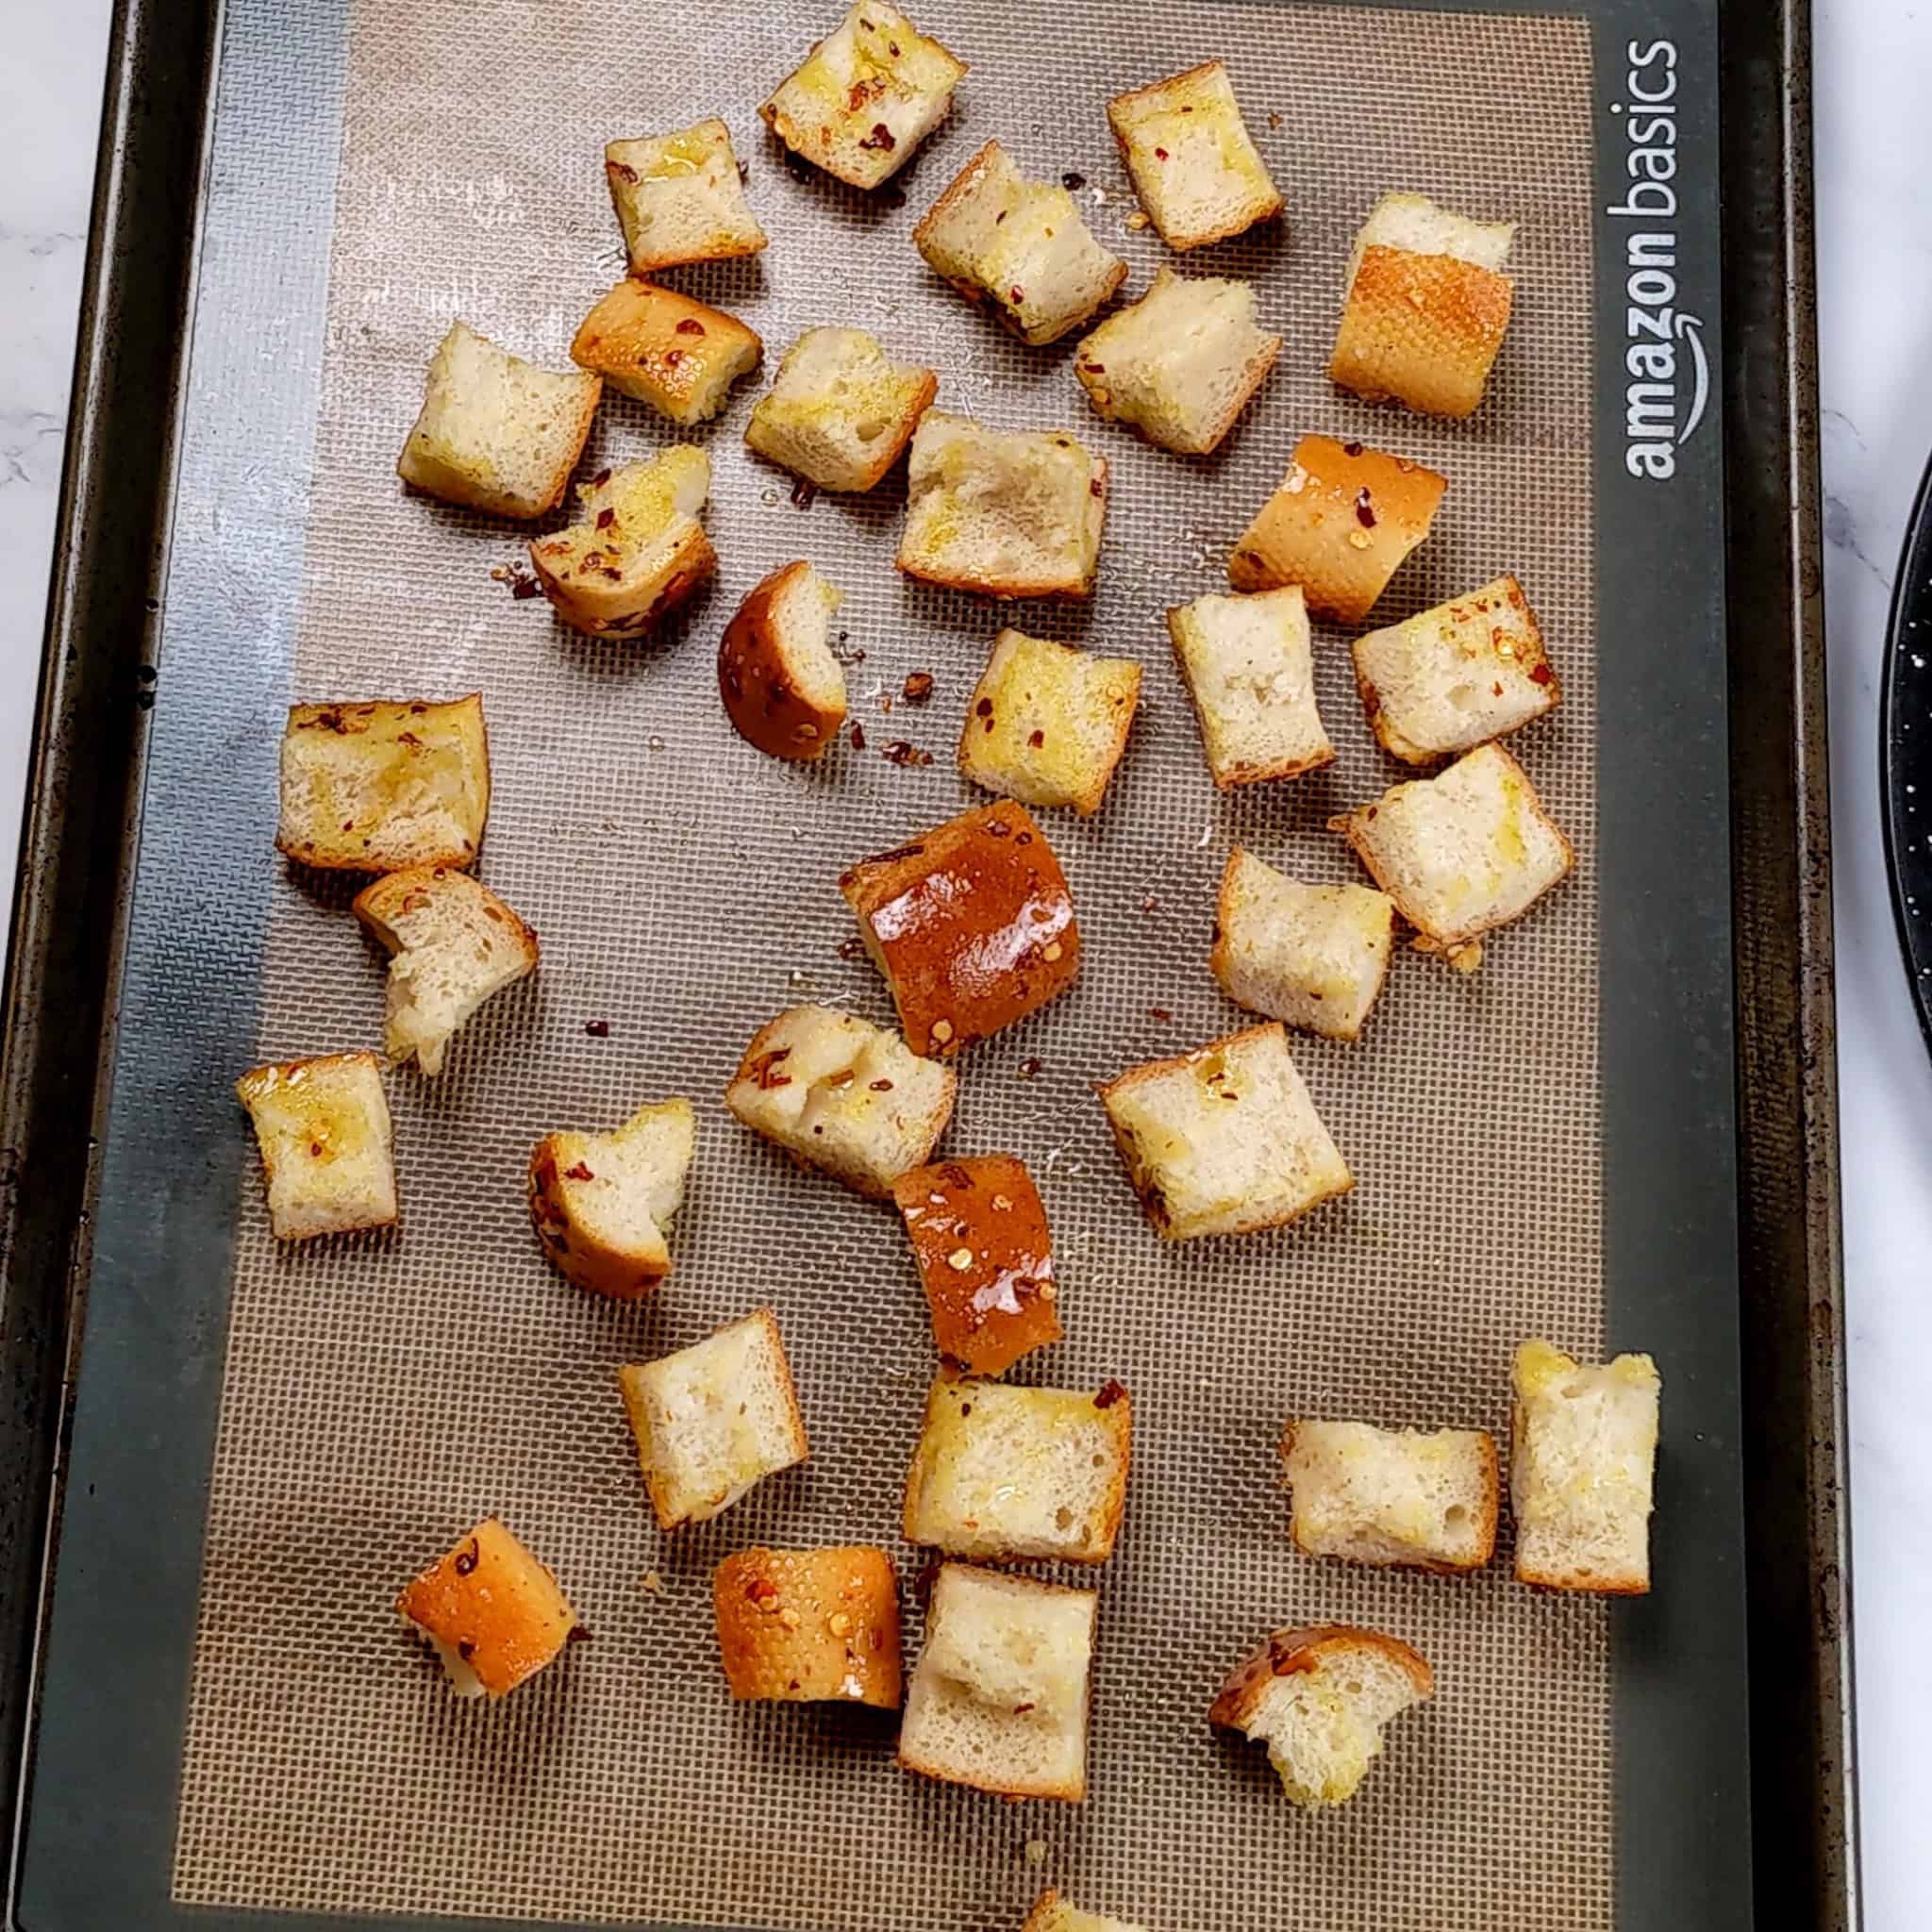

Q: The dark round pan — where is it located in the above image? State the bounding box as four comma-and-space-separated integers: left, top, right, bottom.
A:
1882, 448, 1932, 1056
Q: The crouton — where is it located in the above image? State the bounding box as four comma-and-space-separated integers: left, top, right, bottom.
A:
713, 1545, 903, 1707
718, 560, 848, 759
762, 2, 967, 190
897, 412, 1107, 600
1106, 61, 1281, 251
527, 1098, 695, 1298
1511, 1339, 1661, 1593
396, 321, 601, 521
913, 141, 1126, 345
1352, 575, 1558, 764
1280, 1419, 1498, 1572
1022, 1891, 1147, 1932
1229, 433, 1447, 625
605, 119, 768, 275
1209, 1624, 1432, 1807
1074, 270, 1279, 456
234, 1052, 398, 1242
724, 1004, 957, 1198
569, 279, 761, 425
899, 1563, 1095, 1801
352, 865, 539, 1076
1167, 585, 1332, 788
395, 1518, 578, 1699
275, 695, 490, 873
617, 1308, 809, 1531
1098, 1022, 1351, 1241
1210, 848, 1393, 1041
1330, 192, 1516, 418
744, 326, 939, 492
840, 801, 1079, 1057
958, 628, 1141, 815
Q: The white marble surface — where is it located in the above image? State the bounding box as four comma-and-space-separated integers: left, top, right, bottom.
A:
0, 0, 1925, 1924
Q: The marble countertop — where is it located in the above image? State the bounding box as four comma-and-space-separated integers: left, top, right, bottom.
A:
0, 1, 1924, 1924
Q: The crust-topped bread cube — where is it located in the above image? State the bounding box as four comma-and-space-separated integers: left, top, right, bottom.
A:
235, 1052, 398, 1242
897, 412, 1108, 600
958, 628, 1141, 815
1280, 1420, 1498, 1573
891, 1154, 1061, 1374
899, 1563, 1095, 1801
605, 120, 769, 275
718, 560, 847, 759
528, 1098, 695, 1299
1023, 1891, 1147, 1932
913, 141, 1126, 345
1332, 742, 1574, 971
1107, 61, 1281, 251
528, 447, 715, 638
617, 1308, 810, 1531
761, 2, 967, 190
1209, 1624, 1432, 1807
396, 321, 601, 521
1511, 1338, 1660, 1593
1099, 1022, 1351, 1241
1167, 586, 1332, 789
1330, 192, 1516, 418
352, 865, 539, 1075
1353, 575, 1558, 764
724, 1004, 957, 1197
840, 801, 1079, 1057
1229, 434, 1447, 624
1074, 270, 1279, 456
276, 695, 490, 873
744, 326, 938, 493
1211, 848, 1394, 1041
904, 1375, 1132, 1564
712, 1545, 903, 1707
570, 280, 761, 425
395, 1518, 578, 1699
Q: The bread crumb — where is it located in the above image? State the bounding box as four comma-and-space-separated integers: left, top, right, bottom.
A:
1125, 210, 1151, 231
641, 1570, 664, 1597
1024, 1839, 1048, 1865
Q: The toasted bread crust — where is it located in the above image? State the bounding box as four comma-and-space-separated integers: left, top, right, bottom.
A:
526, 1138, 669, 1299
1208, 1624, 1434, 1734
352, 864, 541, 966
712, 1545, 904, 1706
1019, 1891, 1065, 1932
718, 561, 847, 759
569, 280, 761, 422
395, 1519, 578, 1698
530, 519, 716, 639
1279, 1421, 1500, 1573
1331, 246, 1515, 419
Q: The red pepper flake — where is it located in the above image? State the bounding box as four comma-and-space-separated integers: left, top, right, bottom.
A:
1141, 894, 1159, 914
584, 1019, 610, 1038
1094, 1379, 1127, 1409
838, 935, 867, 960
566, 1624, 593, 1645
1355, 488, 1377, 529
870, 1077, 895, 1091
882, 740, 931, 767
495, 565, 541, 600
791, 477, 818, 509
858, 122, 896, 152
595, 508, 615, 529
974, 697, 993, 718
564, 1162, 595, 1182
675, 317, 706, 335
1529, 662, 1555, 686
850, 721, 867, 750
1268, 110, 1284, 127
750, 1047, 794, 1090
609, 160, 639, 183
1148, 1006, 1173, 1023
662, 348, 684, 368
1062, 170, 1086, 190
1017, 1057, 1043, 1080
1343, 440, 1365, 458
396, 730, 422, 749
1089, 476, 1104, 498
902, 672, 935, 703
1008, 285, 1025, 303
453, 1538, 480, 1577
591, 467, 611, 488
1154, 146, 1169, 159
1027, 728, 1045, 748
1080, 361, 1105, 375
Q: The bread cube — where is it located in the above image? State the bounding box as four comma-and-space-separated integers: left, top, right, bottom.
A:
840, 801, 1079, 1057
1331, 742, 1574, 971
352, 865, 540, 1076
1023, 1891, 1148, 1932
395, 1518, 578, 1699
528, 447, 715, 638
234, 1052, 398, 1242
724, 1004, 957, 1198
605, 119, 768, 275
1167, 586, 1332, 789
1209, 1624, 1432, 1807
275, 694, 490, 873
1074, 270, 1279, 456
1229, 433, 1447, 625
1098, 1022, 1351, 1241
761, 2, 967, 190
617, 1308, 810, 1531
1353, 575, 1558, 764
1211, 848, 1393, 1041
744, 325, 938, 493
897, 412, 1107, 600
1280, 1419, 1498, 1573
1106, 61, 1281, 251
958, 628, 1141, 815
396, 321, 601, 521
528, 1098, 695, 1299
904, 1375, 1132, 1564
899, 1563, 1095, 1801
712, 1545, 903, 1707
913, 141, 1126, 345
1330, 192, 1516, 419
891, 1154, 1060, 1375
570, 279, 760, 426
1511, 1338, 1660, 1593
718, 560, 847, 759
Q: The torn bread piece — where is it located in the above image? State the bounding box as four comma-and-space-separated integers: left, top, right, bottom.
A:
712, 1545, 903, 1706
235, 1052, 398, 1242
1330, 192, 1516, 418
352, 865, 540, 1075
718, 560, 848, 759
617, 1308, 810, 1531
744, 325, 939, 492
569, 279, 761, 425
606, 120, 769, 275
396, 1518, 579, 1699
396, 321, 601, 520
724, 1004, 957, 1198
1281, 1420, 1498, 1573
1107, 60, 1281, 251
1022, 1891, 1148, 1932
1167, 585, 1332, 788
958, 628, 1141, 815
276, 694, 490, 873
528, 1098, 695, 1298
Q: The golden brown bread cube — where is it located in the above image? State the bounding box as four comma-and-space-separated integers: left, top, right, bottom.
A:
395, 1518, 579, 1699
712, 1545, 903, 1706
569, 280, 761, 425
717, 561, 848, 760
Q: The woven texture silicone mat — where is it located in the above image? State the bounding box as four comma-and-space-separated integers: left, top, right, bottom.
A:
173, 1, 1600, 1924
